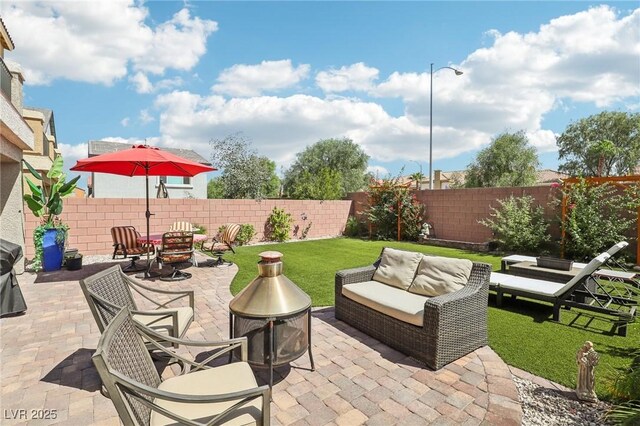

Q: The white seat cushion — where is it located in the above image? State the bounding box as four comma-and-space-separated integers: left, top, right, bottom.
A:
490, 272, 563, 297
372, 247, 422, 290
409, 255, 473, 297
150, 362, 263, 426
502, 254, 588, 269
133, 307, 193, 338
342, 280, 428, 326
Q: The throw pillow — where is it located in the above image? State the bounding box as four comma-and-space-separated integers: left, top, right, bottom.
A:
408, 255, 473, 297
372, 247, 422, 290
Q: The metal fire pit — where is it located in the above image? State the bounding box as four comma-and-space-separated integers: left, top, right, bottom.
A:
229, 251, 314, 388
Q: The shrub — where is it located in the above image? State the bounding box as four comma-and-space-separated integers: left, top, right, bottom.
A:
365, 174, 424, 241
237, 224, 256, 245
344, 216, 360, 237
191, 223, 207, 235
266, 207, 293, 242
606, 348, 640, 425
558, 180, 640, 260
480, 195, 550, 253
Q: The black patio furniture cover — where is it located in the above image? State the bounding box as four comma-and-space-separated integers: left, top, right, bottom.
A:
0, 239, 27, 317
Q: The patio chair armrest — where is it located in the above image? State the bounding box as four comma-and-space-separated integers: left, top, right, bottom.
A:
134, 322, 249, 366
110, 369, 270, 406
335, 265, 376, 290
125, 273, 194, 308
422, 262, 490, 329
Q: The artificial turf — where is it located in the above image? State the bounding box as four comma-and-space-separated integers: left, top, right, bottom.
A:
218, 237, 638, 398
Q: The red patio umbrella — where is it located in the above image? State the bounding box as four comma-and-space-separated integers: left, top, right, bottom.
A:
71, 145, 215, 276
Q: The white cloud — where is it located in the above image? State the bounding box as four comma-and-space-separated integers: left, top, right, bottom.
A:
212, 60, 310, 97
120, 117, 130, 127
367, 165, 389, 178
316, 62, 379, 93
130, 72, 184, 94
139, 109, 155, 124
0, 2, 217, 85
130, 72, 153, 94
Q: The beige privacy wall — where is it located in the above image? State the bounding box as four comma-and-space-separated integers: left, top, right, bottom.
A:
22, 198, 352, 258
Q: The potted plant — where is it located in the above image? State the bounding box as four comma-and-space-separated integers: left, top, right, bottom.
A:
23, 155, 80, 271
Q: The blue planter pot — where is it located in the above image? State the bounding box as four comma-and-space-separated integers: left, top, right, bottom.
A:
42, 229, 65, 272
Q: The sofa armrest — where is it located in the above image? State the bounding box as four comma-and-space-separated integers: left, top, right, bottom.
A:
335, 265, 376, 290
422, 262, 491, 329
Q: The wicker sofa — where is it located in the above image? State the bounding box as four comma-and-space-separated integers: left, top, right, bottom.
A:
335, 247, 491, 370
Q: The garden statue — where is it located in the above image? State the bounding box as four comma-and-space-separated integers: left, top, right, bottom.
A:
576, 341, 599, 402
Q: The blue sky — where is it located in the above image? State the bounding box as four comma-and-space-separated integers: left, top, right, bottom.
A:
2, 1, 639, 186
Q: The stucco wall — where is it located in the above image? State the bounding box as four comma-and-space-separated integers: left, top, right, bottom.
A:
22, 198, 353, 257
1, 161, 26, 273
92, 173, 208, 199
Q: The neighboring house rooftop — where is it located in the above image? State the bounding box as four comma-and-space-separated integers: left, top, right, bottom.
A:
24, 106, 56, 139
0, 17, 15, 51
399, 168, 568, 188
88, 140, 211, 165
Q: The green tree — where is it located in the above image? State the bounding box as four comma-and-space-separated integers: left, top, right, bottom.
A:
409, 172, 425, 190
209, 134, 281, 199
207, 177, 224, 199
284, 138, 369, 199
465, 131, 539, 188
557, 111, 640, 177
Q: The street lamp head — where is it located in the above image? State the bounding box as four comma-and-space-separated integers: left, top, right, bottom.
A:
454, 70, 463, 76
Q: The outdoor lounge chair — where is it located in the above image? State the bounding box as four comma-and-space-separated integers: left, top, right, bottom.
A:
80, 265, 194, 347
156, 231, 195, 281
93, 307, 270, 426
111, 226, 155, 272
169, 221, 195, 232
490, 252, 637, 336
201, 223, 240, 267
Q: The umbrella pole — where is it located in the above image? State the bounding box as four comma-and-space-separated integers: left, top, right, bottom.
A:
137, 169, 158, 279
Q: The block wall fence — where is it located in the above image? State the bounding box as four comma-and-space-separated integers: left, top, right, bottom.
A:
22, 198, 352, 258
347, 186, 638, 261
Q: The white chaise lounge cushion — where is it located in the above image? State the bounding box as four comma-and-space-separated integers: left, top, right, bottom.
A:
150, 361, 263, 426
491, 252, 611, 298
342, 280, 428, 326
409, 255, 473, 297
372, 247, 422, 290
133, 307, 193, 337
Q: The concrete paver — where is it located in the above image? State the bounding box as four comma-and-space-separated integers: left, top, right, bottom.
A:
1, 254, 523, 425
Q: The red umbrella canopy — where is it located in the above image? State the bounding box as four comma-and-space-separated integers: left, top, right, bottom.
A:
70, 145, 215, 176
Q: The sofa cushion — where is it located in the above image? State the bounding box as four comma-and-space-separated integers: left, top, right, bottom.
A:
342, 280, 428, 326
408, 256, 473, 297
372, 247, 422, 290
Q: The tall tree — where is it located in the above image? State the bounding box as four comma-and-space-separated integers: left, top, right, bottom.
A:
465, 131, 539, 188
557, 111, 640, 177
409, 172, 425, 190
209, 134, 281, 199
284, 138, 369, 199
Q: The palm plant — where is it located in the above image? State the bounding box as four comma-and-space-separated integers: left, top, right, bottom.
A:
409, 172, 425, 190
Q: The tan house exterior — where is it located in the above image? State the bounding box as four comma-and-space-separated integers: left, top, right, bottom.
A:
22, 107, 58, 193
403, 169, 568, 190
0, 17, 35, 272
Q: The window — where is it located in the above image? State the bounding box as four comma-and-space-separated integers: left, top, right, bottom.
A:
159, 176, 192, 186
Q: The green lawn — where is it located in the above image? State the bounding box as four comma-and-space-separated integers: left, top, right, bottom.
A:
218, 237, 638, 398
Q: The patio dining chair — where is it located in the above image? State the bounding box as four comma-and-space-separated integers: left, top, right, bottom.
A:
201, 223, 241, 267
169, 221, 195, 232
156, 231, 195, 281
111, 226, 155, 272
93, 307, 270, 426
80, 265, 194, 348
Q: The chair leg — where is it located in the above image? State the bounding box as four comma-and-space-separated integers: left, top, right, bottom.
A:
121, 256, 142, 272
160, 266, 192, 281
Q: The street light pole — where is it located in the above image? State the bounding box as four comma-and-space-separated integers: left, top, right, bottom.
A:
429, 63, 463, 189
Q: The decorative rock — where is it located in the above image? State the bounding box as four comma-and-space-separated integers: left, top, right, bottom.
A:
576, 341, 599, 403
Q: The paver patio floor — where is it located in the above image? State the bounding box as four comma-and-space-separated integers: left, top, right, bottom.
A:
1, 255, 523, 425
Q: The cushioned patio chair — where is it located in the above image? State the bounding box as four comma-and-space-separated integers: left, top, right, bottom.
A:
111, 226, 155, 272
201, 223, 240, 267
93, 307, 270, 426
490, 252, 637, 336
156, 232, 194, 281
80, 265, 194, 347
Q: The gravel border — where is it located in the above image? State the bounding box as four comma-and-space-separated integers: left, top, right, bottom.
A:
514, 375, 612, 425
